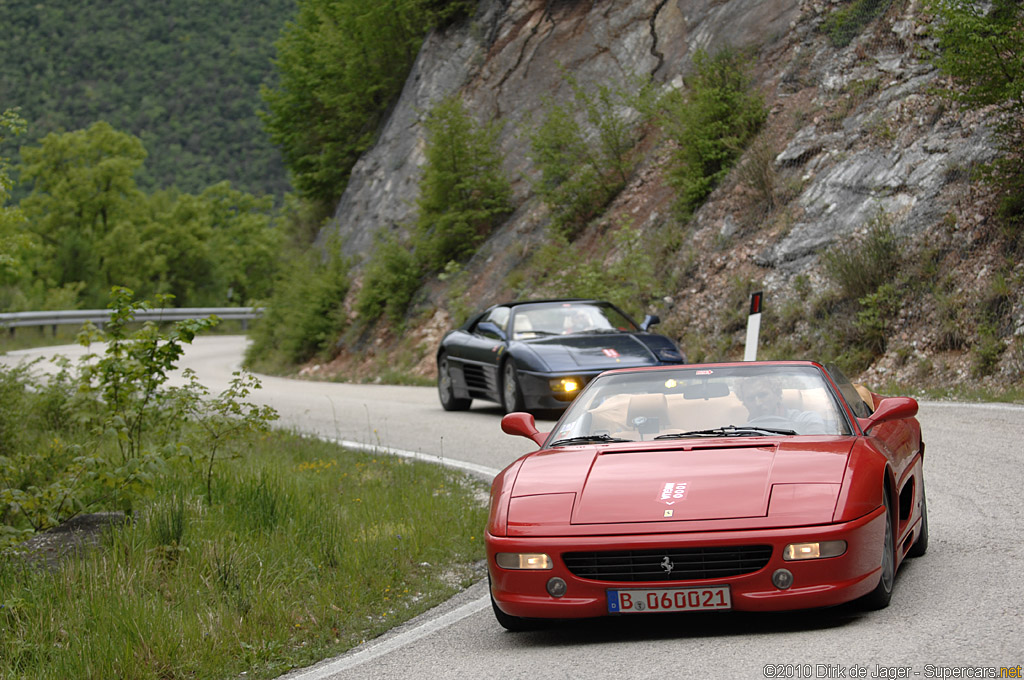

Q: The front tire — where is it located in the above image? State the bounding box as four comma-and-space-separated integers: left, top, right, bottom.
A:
501, 360, 525, 414
859, 491, 895, 610
437, 355, 471, 411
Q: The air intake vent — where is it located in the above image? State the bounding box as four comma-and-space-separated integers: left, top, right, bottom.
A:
562, 545, 772, 582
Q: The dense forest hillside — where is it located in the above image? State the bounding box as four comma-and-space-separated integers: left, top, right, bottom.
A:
0, 0, 294, 196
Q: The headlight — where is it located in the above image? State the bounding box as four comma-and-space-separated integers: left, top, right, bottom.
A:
549, 378, 580, 395
495, 553, 554, 570
782, 540, 847, 561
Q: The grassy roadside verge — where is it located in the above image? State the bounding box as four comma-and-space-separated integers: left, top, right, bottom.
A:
0, 429, 488, 680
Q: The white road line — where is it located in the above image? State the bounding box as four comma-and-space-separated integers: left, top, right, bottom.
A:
919, 399, 1024, 412
281, 594, 490, 679
321, 437, 501, 480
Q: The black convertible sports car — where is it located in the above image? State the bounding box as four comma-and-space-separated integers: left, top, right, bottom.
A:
436, 299, 685, 413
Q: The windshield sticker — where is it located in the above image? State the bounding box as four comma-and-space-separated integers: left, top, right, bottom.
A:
696, 370, 713, 375
602, 348, 620, 358
659, 481, 688, 505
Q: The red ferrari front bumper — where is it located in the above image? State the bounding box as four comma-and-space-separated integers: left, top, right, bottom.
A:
487, 506, 887, 619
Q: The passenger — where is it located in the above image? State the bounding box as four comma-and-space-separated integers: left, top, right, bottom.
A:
854, 383, 876, 414
564, 309, 594, 333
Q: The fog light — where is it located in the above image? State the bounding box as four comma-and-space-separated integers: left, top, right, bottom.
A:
772, 569, 794, 590
546, 577, 567, 598
783, 540, 847, 561
495, 553, 553, 570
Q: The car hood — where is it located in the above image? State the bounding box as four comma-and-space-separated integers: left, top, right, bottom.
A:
509, 439, 853, 528
524, 334, 657, 370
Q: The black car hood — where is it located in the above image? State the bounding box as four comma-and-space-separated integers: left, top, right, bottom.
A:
523, 333, 657, 370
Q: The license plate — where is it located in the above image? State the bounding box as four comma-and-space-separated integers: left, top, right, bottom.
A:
607, 586, 732, 614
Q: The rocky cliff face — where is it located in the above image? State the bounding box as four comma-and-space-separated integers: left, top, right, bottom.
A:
320, 0, 1021, 391
327, 0, 803, 257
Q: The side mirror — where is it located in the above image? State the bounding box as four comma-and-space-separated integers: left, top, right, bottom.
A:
858, 396, 918, 433
475, 321, 506, 341
501, 412, 549, 447
640, 314, 661, 331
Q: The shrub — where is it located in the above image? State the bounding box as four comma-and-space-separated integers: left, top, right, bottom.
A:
1, 289, 274, 545
355, 233, 422, 324
821, 214, 902, 301
521, 220, 661, 321
246, 244, 351, 368
821, 0, 894, 48
855, 283, 900, 354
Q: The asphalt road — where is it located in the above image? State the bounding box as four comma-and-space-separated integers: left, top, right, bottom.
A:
4, 336, 1022, 680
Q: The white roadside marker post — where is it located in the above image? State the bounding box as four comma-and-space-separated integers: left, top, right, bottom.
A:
744, 291, 763, 362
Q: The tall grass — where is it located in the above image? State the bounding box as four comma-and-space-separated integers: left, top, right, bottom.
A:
0, 431, 488, 680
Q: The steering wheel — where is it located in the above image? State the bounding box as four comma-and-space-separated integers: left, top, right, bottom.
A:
744, 415, 796, 429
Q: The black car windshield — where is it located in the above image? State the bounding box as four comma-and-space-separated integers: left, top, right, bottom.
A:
510, 302, 637, 340
547, 364, 852, 444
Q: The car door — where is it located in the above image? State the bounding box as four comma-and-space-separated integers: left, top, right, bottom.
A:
453, 306, 511, 401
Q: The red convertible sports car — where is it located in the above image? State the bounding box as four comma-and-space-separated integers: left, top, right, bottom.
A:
486, 361, 927, 630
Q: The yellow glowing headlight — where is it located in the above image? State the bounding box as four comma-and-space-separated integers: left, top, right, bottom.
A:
783, 540, 847, 561
549, 378, 580, 393
495, 553, 553, 570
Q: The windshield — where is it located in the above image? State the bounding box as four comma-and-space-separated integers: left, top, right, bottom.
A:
510, 302, 637, 340
547, 364, 852, 445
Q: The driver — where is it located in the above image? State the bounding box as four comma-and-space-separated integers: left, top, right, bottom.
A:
738, 377, 828, 434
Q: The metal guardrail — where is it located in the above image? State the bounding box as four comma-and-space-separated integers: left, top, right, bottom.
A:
0, 307, 262, 334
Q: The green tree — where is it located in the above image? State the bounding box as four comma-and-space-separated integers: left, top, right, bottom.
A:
17, 122, 281, 309
139, 182, 281, 306
926, 0, 1024, 118
925, 0, 1024, 236
18, 122, 147, 306
414, 95, 512, 272
528, 74, 651, 238
0, 109, 36, 298
659, 48, 766, 219
261, 0, 475, 215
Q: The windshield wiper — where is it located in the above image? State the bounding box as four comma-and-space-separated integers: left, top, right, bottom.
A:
549, 434, 634, 447
654, 425, 797, 439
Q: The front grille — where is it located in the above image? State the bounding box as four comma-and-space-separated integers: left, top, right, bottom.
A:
562, 545, 772, 582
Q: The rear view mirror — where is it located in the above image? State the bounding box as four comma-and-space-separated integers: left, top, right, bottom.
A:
640, 314, 661, 331
683, 382, 730, 400
501, 412, 548, 447
858, 396, 918, 433
475, 321, 506, 341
